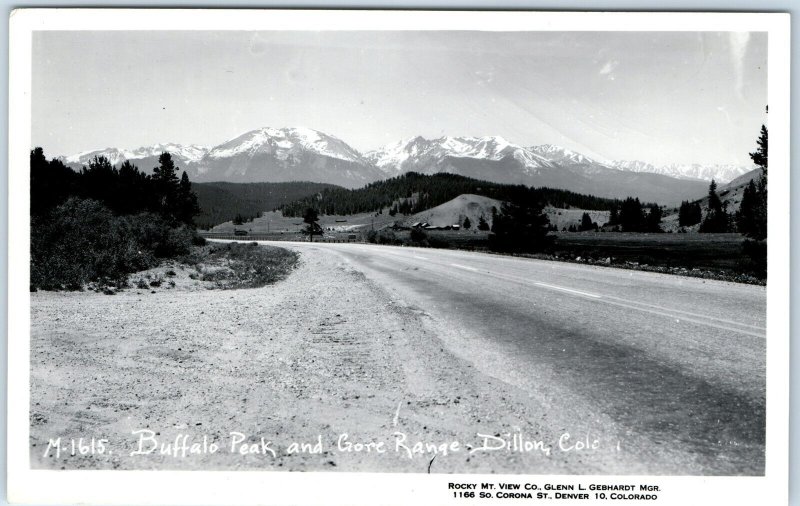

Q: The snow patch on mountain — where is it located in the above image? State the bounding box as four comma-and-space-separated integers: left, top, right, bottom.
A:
611, 160, 658, 173
65, 148, 129, 166
366, 135, 554, 174
65, 144, 209, 166
528, 144, 610, 167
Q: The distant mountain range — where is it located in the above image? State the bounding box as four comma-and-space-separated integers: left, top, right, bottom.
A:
362, 136, 732, 204
610, 159, 753, 184
58, 127, 754, 205
64, 127, 384, 189
65, 143, 208, 171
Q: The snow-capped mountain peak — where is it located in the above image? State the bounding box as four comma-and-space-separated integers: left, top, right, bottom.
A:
59, 129, 752, 193
206, 126, 367, 164
366, 135, 554, 174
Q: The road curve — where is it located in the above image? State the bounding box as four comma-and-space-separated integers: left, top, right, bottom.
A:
276, 240, 766, 475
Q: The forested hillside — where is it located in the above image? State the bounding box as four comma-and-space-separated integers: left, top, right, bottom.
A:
280, 172, 633, 217
193, 181, 341, 229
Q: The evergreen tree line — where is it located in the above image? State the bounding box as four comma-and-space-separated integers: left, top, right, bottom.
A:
280, 172, 628, 218
676, 177, 765, 234
30, 148, 203, 290
488, 199, 554, 252
232, 213, 261, 226
678, 200, 703, 227
31, 147, 199, 224
605, 198, 664, 232
697, 180, 731, 233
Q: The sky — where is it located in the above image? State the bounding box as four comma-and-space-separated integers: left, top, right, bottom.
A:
32, 30, 767, 166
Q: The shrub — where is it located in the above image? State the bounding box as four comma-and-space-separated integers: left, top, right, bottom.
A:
186, 242, 299, 288
376, 230, 399, 245
30, 197, 198, 290
410, 228, 428, 243
489, 201, 553, 253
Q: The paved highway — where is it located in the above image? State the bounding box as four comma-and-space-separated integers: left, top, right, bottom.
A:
279, 241, 766, 475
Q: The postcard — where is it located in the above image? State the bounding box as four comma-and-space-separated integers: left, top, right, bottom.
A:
7, 8, 790, 505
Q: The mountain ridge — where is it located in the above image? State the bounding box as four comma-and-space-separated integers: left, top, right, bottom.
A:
56, 127, 751, 203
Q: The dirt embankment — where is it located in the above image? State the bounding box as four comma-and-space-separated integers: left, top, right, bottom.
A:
30, 245, 582, 472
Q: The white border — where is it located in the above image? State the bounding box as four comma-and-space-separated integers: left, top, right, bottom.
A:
7, 9, 791, 506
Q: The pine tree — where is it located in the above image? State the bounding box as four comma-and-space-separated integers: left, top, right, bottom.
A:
678, 201, 689, 227
737, 123, 767, 240
151, 152, 181, 222
477, 215, 490, 231
579, 212, 593, 231
177, 171, 200, 225
692, 202, 702, 226
302, 207, 322, 242
737, 180, 760, 237
645, 204, 663, 232
31, 148, 77, 217
699, 179, 730, 233
462, 216, 472, 229
707, 180, 722, 211
678, 200, 702, 227
81, 155, 118, 209
117, 160, 152, 215
607, 207, 619, 226
619, 197, 645, 232
750, 124, 768, 176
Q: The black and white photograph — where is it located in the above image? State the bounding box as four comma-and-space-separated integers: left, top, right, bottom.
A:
7, 8, 791, 506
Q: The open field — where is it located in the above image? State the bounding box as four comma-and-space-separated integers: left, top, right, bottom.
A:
545, 207, 611, 230
549, 232, 763, 282
209, 210, 398, 235
364, 230, 762, 284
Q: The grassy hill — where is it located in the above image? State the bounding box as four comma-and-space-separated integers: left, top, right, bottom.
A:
402, 194, 503, 228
